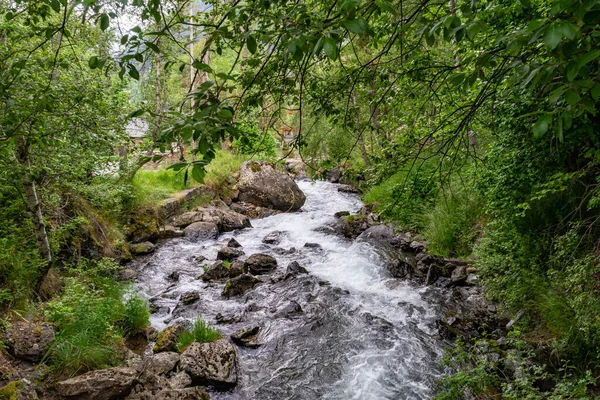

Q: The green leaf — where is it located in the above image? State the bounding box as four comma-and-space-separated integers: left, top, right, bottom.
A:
100, 13, 109, 31
578, 50, 600, 67
88, 56, 99, 69
217, 109, 233, 119
246, 35, 257, 54
323, 37, 338, 61
543, 24, 562, 49
565, 88, 580, 106
342, 18, 368, 35
167, 162, 188, 172
448, 72, 466, 87
192, 60, 212, 73
191, 165, 206, 183
128, 109, 145, 118
145, 41, 160, 53
566, 60, 579, 82
532, 114, 552, 138
128, 65, 140, 80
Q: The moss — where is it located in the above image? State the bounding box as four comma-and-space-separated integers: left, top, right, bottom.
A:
0, 381, 20, 400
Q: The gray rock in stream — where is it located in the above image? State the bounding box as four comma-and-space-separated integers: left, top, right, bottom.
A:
180, 339, 237, 389
217, 246, 245, 261
184, 222, 218, 242
244, 253, 278, 275
234, 161, 306, 211
222, 274, 260, 297
285, 261, 308, 278
231, 326, 260, 348
263, 230, 284, 244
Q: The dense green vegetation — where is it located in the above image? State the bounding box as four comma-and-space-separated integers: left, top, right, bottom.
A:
176, 318, 222, 353
0, 0, 599, 396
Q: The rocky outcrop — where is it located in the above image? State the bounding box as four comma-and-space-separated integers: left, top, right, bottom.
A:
244, 253, 278, 275
180, 339, 237, 388
38, 268, 63, 300
184, 222, 219, 242
234, 161, 306, 211
3, 322, 55, 361
262, 231, 284, 244
56, 367, 138, 400
141, 352, 180, 376
222, 274, 260, 297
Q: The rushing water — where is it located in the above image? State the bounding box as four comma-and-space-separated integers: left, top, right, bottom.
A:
133, 180, 444, 399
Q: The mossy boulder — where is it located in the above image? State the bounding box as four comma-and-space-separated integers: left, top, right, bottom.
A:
153, 323, 186, 353
2, 322, 55, 362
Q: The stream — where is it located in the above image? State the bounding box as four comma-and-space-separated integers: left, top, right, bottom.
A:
133, 180, 444, 399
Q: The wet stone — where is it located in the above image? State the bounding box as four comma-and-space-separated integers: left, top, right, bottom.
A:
230, 326, 260, 348
227, 238, 242, 248
217, 246, 245, 261
180, 291, 200, 305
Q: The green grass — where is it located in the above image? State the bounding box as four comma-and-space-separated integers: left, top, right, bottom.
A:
132, 168, 199, 207
176, 318, 222, 352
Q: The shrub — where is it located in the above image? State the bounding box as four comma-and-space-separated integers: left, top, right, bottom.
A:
176, 318, 222, 352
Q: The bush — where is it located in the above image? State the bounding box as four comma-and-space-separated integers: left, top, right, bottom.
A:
434, 332, 597, 399
176, 318, 221, 352
422, 185, 482, 257
232, 120, 278, 158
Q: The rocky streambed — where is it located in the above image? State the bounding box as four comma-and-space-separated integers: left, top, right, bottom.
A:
131, 179, 459, 399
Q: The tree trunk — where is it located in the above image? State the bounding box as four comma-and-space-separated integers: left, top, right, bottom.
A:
14, 135, 52, 264
152, 44, 162, 154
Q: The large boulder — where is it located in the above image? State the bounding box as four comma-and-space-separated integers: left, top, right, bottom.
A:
184, 222, 219, 242
235, 161, 306, 211
3, 321, 55, 361
244, 253, 278, 275
56, 367, 138, 400
222, 274, 260, 298
154, 388, 210, 400
180, 339, 237, 389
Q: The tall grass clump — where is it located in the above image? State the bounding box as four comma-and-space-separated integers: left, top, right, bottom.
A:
422, 185, 482, 257
176, 318, 222, 352
44, 259, 150, 376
